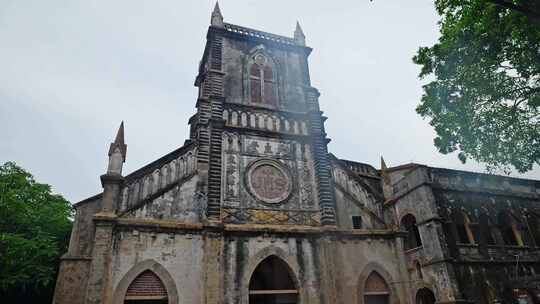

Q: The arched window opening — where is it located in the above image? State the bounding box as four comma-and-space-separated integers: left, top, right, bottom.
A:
249, 54, 276, 106
124, 270, 168, 304
364, 271, 390, 304
498, 211, 522, 246
479, 214, 497, 245
401, 214, 422, 250
248, 256, 298, 304
453, 210, 475, 244
527, 213, 540, 247
416, 288, 436, 304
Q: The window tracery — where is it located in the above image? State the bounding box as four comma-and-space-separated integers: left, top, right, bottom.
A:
249, 53, 276, 106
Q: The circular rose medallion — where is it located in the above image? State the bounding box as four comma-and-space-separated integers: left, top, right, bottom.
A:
246, 160, 292, 204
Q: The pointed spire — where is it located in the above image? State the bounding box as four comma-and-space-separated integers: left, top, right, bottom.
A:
211, 1, 224, 28
380, 156, 391, 185
381, 156, 388, 171
114, 121, 125, 146
294, 21, 306, 46
108, 121, 127, 162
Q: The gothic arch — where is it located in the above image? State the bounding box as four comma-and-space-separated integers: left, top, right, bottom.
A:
497, 210, 523, 246
452, 209, 475, 244
357, 263, 398, 304
401, 213, 422, 250
243, 45, 281, 106
113, 259, 179, 304
479, 212, 497, 245
416, 288, 436, 304
242, 246, 302, 304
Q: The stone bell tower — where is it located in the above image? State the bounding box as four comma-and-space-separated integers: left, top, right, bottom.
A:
190, 3, 337, 226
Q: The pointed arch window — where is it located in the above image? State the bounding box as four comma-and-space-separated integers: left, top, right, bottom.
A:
453, 210, 475, 244
527, 213, 540, 247
498, 211, 523, 246
479, 213, 497, 245
124, 270, 168, 303
364, 271, 390, 304
249, 54, 276, 106
416, 288, 436, 304
248, 255, 298, 304
401, 214, 422, 250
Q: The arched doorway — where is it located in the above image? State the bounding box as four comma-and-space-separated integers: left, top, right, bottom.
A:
364, 271, 390, 304
124, 270, 168, 304
248, 255, 298, 304
416, 288, 436, 304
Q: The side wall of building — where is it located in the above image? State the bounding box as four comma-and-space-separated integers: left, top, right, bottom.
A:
53, 196, 102, 304
105, 228, 409, 304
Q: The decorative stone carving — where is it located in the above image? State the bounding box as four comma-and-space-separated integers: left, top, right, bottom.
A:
222, 207, 320, 226
194, 191, 208, 221
245, 159, 292, 204
225, 154, 238, 199
242, 136, 294, 160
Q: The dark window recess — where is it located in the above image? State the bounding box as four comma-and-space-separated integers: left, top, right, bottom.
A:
352, 216, 363, 229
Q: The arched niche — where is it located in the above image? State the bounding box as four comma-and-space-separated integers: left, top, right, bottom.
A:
125, 270, 167, 303
479, 213, 497, 245
113, 260, 179, 304
497, 211, 523, 246
243, 45, 280, 107
527, 212, 540, 246
452, 209, 475, 244
401, 214, 422, 250
363, 272, 390, 304
248, 255, 299, 304
358, 263, 396, 304
416, 288, 436, 304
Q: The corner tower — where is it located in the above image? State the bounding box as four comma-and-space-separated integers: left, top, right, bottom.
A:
191, 6, 337, 225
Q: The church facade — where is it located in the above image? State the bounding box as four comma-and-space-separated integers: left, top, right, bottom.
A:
53, 4, 540, 304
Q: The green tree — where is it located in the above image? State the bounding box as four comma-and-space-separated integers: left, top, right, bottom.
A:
0, 162, 72, 302
413, 0, 540, 173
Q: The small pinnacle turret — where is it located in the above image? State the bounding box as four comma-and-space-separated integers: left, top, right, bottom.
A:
380, 156, 388, 171
107, 121, 127, 175
211, 1, 224, 28
294, 21, 306, 46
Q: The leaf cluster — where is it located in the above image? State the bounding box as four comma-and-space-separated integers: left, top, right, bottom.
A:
413, 0, 540, 173
0, 162, 73, 293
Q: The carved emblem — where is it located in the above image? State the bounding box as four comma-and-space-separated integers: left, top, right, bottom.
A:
247, 141, 259, 154
264, 142, 272, 154
246, 159, 292, 204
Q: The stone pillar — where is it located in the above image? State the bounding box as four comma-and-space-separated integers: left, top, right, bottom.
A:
203, 231, 224, 304
305, 87, 337, 226
84, 218, 116, 304
394, 232, 414, 304
300, 238, 321, 304
84, 174, 123, 304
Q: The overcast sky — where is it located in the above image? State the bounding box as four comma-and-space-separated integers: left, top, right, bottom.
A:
1, 0, 539, 203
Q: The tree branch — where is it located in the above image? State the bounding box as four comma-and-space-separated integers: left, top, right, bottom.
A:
487, 0, 540, 22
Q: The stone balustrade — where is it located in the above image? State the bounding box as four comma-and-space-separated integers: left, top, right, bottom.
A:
119, 143, 198, 212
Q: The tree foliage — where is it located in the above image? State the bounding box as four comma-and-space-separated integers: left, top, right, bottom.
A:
413, 0, 540, 173
0, 162, 72, 301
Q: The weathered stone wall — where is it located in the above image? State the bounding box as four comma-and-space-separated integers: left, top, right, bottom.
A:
429, 168, 540, 303
386, 166, 461, 303
110, 230, 205, 304
53, 196, 102, 304
125, 175, 201, 223
332, 160, 384, 229
70, 195, 103, 256
104, 227, 409, 304
222, 37, 308, 108
221, 130, 319, 226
